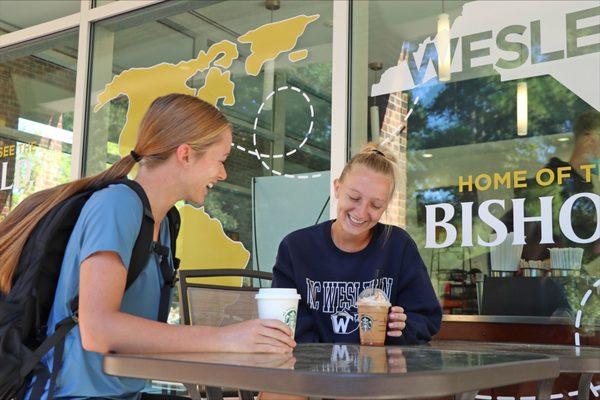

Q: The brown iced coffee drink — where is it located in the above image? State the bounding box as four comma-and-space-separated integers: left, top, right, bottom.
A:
356, 288, 391, 346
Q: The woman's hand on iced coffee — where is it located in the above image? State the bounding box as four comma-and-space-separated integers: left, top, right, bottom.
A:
220, 319, 296, 353
387, 306, 407, 337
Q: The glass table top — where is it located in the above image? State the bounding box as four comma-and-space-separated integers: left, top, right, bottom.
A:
292, 344, 554, 374
429, 341, 600, 372
117, 343, 556, 375
104, 343, 560, 398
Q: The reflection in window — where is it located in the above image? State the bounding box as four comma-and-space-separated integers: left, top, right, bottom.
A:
0, 30, 77, 220
351, 0, 600, 326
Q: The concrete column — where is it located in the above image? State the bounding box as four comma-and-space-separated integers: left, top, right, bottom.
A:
86, 25, 114, 176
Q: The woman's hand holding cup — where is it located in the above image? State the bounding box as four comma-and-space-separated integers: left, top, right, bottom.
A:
220, 319, 296, 353
387, 306, 407, 337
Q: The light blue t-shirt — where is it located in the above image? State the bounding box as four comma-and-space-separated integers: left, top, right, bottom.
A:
29, 184, 172, 399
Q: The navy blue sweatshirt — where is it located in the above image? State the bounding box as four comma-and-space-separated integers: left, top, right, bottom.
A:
272, 220, 442, 345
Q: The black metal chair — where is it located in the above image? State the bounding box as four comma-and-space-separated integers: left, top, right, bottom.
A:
178, 268, 273, 400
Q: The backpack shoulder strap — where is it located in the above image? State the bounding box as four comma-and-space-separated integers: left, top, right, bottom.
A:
166, 206, 181, 271
115, 179, 155, 291
150, 206, 180, 323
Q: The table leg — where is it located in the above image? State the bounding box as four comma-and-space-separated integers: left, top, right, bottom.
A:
238, 389, 255, 400
183, 383, 202, 400
578, 373, 593, 400
454, 390, 478, 400
205, 386, 224, 400
536, 378, 555, 400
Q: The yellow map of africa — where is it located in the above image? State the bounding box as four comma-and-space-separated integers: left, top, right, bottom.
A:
94, 15, 319, 286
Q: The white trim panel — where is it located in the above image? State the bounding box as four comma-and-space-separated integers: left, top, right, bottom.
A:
0, 0, 165, 50
330, 0, 349, 219
0, 13, 80, 49
87, 0, 166, 23
71, 0, 92, 180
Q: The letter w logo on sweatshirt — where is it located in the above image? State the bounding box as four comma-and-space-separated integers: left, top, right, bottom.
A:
331, 311, 354, 334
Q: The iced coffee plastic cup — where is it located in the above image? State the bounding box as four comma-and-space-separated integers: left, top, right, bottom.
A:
255, 288, 301, 338
356, 288, 391, 346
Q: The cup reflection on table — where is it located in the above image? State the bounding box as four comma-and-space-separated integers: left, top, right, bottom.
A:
358, 345, 387, 373
356, 346, 407, 374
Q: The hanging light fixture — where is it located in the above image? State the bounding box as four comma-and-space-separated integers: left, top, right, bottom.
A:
369, 62, 383, 141
437, 1, 451, 82
517, 81, 528, 136
262, 0, 280, 111
516, 42, 528, 136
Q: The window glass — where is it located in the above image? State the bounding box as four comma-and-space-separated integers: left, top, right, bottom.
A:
94, 0, 117, 7
0, 1, 80, 35
0, 30, 77, 220
350, 0, 600, 329
87, 0, 333, 320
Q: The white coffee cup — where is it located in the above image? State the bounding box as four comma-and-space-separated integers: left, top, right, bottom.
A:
255, 288, 301, 337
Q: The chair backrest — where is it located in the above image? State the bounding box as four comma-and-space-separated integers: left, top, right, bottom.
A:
179, 269, 273, 326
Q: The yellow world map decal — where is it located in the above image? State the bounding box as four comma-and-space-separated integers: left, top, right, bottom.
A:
94, 14, 319, 286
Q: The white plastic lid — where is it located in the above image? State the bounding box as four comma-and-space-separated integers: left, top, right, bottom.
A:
255, 288, 301, 300
356, 288, 391, 306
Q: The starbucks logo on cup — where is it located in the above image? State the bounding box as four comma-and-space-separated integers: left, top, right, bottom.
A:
283, 308, 297, 331
360, 315, 373, 331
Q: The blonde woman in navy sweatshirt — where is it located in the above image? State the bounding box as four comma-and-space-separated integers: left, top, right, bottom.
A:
273, 143, 442, 345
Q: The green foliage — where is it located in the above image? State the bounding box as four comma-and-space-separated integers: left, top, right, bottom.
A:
11, 142, 70, 208
408, 75, 595, 150
203, 189, 240, 232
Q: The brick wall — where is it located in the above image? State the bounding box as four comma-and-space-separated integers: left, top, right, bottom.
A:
0, 63, 20, 129
378, 52, 409, 228
0, 57, 76, 127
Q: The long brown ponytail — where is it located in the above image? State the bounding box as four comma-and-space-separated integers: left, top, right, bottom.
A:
0, 93, 230, 294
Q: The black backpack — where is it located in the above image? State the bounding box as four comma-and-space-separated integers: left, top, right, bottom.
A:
0, 179, 180, 399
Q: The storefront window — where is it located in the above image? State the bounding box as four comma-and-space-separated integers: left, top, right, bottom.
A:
0, 30, 77, 220
350, 1, 600, 328
0, 1, 80, 35
86, 0, 332, 312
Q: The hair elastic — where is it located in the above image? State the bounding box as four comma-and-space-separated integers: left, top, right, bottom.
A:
372, 149, 385, 157
130, 150, 142, 162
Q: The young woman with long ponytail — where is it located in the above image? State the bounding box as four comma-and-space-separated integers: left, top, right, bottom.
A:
0, 94, 295, 399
